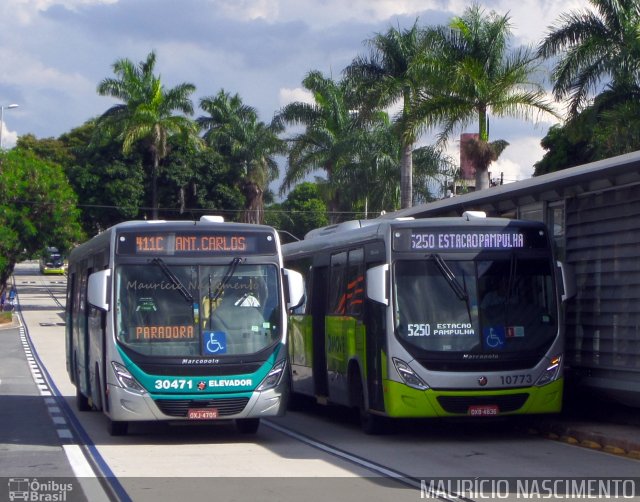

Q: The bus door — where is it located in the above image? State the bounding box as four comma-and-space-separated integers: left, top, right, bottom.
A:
74, 264, 91, 395
364, 242, 387, 412
311, 265, 329, 398
326, 249, 365, 406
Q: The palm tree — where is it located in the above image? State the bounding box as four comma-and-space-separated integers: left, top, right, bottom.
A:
96, 51, 200, 219
198, 90, 283, 223
332, 113, 402, 216
344, 22, 430, 209
274, 70, 361, 222
538, 0, 640, 120
417, 5, 557, 190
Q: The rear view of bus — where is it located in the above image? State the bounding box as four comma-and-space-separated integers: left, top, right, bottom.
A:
66, 216, 303, 435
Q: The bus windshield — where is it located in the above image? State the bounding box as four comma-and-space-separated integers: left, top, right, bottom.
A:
393, 256, 556, 354
115, 262, 281, 357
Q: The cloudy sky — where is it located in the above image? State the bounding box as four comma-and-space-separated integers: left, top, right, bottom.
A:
0, 0, 587, 195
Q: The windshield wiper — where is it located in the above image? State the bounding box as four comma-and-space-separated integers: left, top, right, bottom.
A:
431, 253, 473, 325
207, 256, 244, 328
150, 258, 194, 303
431, 254, 468, 301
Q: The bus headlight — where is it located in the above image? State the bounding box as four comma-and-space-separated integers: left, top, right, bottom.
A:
256, 359, 286, 391
392, 357, 429, 390
535, 354, 562, 386
111, 361, 147, 395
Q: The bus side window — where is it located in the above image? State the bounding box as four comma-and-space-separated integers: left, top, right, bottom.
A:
346, 248, 364, 318
329, 251, 347, 315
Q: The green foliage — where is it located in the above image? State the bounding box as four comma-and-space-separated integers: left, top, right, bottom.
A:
96, 51, 200, 220
265, 182, 328, 241
344, 22, 430, 208
9, 1, 640, 251
538, 0, 640, 119
159, 140, 245, 221
533, 124, 595, 175
534, 86, 640, 175
17, 134, 74, 166
0, 149, 83, 289
415, 4, 557, 190
199, 90, 284, 223
59, 121, 145, 234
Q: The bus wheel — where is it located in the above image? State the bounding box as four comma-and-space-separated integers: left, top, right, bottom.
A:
286, 366, 302, 411
76, 388, 91, 412
93, 366, 103, 411
353, 377, 385, 435
236, 418, 260, 434
108, 420, 128, 436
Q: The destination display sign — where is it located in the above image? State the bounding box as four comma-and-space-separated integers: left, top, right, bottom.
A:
393, 227, 548, 252
116, 230, 277, 256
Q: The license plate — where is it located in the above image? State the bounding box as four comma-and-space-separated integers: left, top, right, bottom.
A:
468, 404, 499, 416
188, 408, 218, 420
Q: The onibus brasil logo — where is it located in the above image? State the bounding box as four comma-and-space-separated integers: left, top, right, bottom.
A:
8, 478, 73, 501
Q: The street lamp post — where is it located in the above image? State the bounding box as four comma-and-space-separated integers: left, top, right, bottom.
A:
0, 103, 19, 150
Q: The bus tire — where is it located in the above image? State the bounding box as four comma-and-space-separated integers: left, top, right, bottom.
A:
352, 373, 385, 435
235, 418, 260, 434
108, 419, 128, 436
93, 364, 103, 411
76, 387, 91, 412
286, 364, 302, 411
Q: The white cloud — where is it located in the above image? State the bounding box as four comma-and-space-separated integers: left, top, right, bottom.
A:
214, 0, 280, 22
278, 87, 314, 107
0, 0, 594, 190
0, 121, 19, 149
2, 0, 117, 25
492, 135, 547, 182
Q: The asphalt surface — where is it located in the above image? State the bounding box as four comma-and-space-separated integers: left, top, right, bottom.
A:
1, 310, 639, 462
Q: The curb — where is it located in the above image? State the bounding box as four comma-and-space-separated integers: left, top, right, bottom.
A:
532, 422, 640, 460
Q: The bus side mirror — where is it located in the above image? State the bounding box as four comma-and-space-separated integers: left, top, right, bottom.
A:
87, 269, 111, 311
557, 261, 575, 302
366, 264, 389, 306
283, 268, 305, 310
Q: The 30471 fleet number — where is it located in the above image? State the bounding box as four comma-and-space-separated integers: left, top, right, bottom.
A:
154, 379, 193, 390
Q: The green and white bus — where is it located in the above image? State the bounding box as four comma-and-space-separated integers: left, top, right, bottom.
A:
66, 216, 304, 435
283, 212, 572, 433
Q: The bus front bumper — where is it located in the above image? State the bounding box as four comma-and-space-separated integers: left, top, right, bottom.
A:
382, 378, 563, 418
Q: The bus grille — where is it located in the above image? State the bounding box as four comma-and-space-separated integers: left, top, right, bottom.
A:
136, 363, 261, 377
437, 394, 529, 414
154, 397, 250, 417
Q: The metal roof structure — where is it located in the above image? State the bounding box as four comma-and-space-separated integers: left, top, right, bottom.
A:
381, 150, 640, 218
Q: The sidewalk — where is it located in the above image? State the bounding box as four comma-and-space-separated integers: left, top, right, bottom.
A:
0, 312, 21, 330
524, 389, 640, 460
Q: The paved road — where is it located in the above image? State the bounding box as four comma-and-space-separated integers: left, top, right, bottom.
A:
3, 263, 640, 502
0, 319, 101, 501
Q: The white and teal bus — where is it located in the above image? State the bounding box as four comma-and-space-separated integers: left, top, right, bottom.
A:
283, 212, 573, 433
66, 216, 304, 435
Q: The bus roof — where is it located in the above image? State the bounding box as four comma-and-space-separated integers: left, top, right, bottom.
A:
69, 217, 279, 262
283, 215, 547, 257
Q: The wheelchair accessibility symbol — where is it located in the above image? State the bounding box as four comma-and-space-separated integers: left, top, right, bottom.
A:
483, 327, 505, 350
204, 331, 227, 354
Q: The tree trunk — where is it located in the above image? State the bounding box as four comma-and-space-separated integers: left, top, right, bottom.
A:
475, 165, 490, 191
151, 150, 159, 220
242, 180, 263, 224
400, 143, 413, 209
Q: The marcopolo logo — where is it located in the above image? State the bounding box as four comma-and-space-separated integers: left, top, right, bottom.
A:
7, 478, 74, 501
